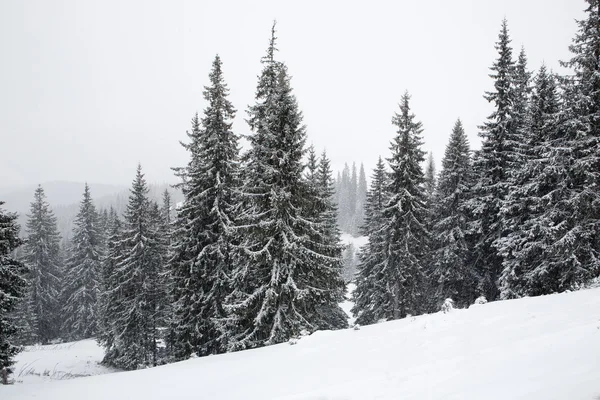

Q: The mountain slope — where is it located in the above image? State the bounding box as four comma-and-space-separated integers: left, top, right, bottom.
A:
5, 288, 600, 400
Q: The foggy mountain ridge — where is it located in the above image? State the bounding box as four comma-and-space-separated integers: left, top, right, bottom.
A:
0, 180, 182, 243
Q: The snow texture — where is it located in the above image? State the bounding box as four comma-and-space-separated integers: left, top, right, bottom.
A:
5, 288, 600, 399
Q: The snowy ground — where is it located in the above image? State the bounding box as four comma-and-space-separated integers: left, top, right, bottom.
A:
340, 233, 368, 252
340, 282, 357, 326
10, 339, 115, 384
5, 288, 600, 399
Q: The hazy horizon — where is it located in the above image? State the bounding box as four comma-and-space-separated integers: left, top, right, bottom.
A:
1, 0, 586, 188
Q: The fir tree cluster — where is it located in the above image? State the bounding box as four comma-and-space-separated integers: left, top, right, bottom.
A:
334, 162, 367, 236
92, 25, 347, 368
353, 4, 600, 324
1, 0, 599, 376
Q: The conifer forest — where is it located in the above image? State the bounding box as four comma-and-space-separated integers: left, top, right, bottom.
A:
1, 0, 599, 384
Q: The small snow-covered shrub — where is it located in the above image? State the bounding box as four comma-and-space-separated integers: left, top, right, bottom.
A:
299, 329, 310, 337
441, 298, 454, 313
353, 324, 360, 331
474, 296, 487, 305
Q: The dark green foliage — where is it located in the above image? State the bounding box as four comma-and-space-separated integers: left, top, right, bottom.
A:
351, 157, 388, 324
21, 186, 62, 344
170, 54, 241, 359
61, 184, 102, 339
0, 202, 28, 375
227, 24, 346, 350
353, 92, 429, 323
468, 19, 518, 301
100, 165, 165, 370
430, 120, 477, 307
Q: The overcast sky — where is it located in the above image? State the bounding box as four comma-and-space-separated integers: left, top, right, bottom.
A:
0, 0, 586, 189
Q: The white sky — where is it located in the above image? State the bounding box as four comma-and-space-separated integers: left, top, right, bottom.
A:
0, 0, 585, 188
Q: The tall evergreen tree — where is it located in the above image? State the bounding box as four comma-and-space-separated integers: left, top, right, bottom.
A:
348, 162, 358, 234
97, 207, 123, 354
355, 163, 368, 233
380, 92, 429, 318
227, 24, 346, 350
352, 157, 389, 324
496, 65, 561, 298
61, 184, 102, 340
314, 151, 348, 329
468, 19, 517, 301
0, 202, 28, 375
424, 151, 436, 210
101, 165, 164, 370
538, 0, 600, 290
21, 185, 62, 343
337, 163, 352, 232
430, 119, 477, 307
353, 93, 429, 321
170, 54, 241, 359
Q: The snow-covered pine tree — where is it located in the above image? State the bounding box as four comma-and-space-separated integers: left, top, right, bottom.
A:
348, 162, 358, 235
337, 163, 352, 232
97, 207, 123, 360
354, 93, 429, 322
170, 54, 240, 359
61, 184, 102, 340
379, 91, 429, 318
101, 165, 164, 370
147, 201, 168, 363
21, 185, 62, 344
158, 190, 174, 354
539, 0, 600, 290
0, 202, 28, 375
352, 157, 389, 325
497, 65, 560, 298
98, 208, 110, 250
430, 119, 477, 308
424, 152, 436, 210
313, 150, 348, 329
468, 19, 517, 301
161, 190, 173, 229
227, 24, 346, 350
355, 163, 368, 233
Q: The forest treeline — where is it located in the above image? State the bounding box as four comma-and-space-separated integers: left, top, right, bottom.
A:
1, 0, 599, 376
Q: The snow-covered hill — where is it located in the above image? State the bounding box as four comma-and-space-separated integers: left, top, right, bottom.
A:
5, 288, 600, 399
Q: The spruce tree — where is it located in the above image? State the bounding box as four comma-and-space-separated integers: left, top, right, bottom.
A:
539, 0, 600, 290
497, 65, 560, 298
227, 24, 346, 350
348, 162, 358, 235
351, 157, 388, 325
101, 165, 164, 370
0, 202, 28, 375
355, 163, 368, 233
468, 19, 517, 301
170, 54, 241, 359
61, 184, 102, 340
424, 152, 436, 211
97, 207, 122, 352
314, 151, 348, 329
22, 185, 62, 343
380, 92, 429, 318
430, 119, 477, 307
338, 163, 352, 232
353, 93, 429, 322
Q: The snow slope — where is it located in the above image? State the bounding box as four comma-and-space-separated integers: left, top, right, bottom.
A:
5, 288, 600, 399
10, 340, 114, 384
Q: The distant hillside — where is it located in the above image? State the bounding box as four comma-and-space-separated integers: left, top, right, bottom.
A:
0, 181, 182, 244
0, 181, 126, 213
